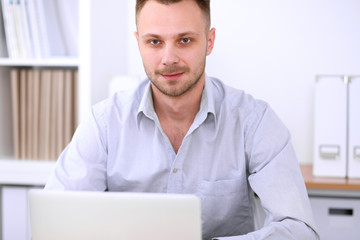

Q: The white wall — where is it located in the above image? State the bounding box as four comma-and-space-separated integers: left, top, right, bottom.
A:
207, 0, 360, 164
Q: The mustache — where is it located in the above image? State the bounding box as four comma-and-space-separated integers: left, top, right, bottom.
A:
155, 66, 189, 75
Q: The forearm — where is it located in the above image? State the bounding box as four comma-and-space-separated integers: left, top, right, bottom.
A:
213, 218, 319, 240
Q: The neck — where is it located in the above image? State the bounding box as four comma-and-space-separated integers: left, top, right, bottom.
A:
152, 75, 205, 153
152, 77, 205, 123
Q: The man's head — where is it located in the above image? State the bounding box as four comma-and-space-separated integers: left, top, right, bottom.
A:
135, 0, 215, 98
136, 0, 211, 30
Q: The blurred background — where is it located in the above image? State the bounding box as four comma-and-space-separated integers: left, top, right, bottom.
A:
0, 0, 360, 239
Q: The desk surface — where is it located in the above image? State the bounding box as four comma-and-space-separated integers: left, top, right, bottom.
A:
300, 164, 360, 191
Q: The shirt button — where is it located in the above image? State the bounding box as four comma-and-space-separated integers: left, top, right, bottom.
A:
172, 168, 178, 173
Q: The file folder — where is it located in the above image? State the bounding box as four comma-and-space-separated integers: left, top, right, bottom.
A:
313, 76, 347, 177
348, 76, 360, 178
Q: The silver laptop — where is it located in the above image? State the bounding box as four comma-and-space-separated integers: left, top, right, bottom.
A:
28, 190, 202, 240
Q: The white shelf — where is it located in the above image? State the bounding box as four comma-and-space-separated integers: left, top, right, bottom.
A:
0, 57, 79, 67
0, 159, 56, 186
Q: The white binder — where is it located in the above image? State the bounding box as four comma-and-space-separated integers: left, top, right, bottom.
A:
313, 76, 347, 177
348, 77, 360, 178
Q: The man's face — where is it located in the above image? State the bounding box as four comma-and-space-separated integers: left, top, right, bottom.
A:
136, 0, 215, 97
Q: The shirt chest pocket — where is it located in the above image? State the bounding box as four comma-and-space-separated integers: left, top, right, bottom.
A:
197, 178, 253, 239
198, 178, 245, 196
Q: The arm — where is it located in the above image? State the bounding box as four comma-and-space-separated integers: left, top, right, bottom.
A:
45, 105, 108, 191
216, 105, 319, 240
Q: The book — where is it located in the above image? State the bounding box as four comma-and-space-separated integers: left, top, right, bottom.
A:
19, 0, 33, 58
73, 70, 78, 128
33, 0, 50, 57
26, 69, 33, 158
25, 0, 42, 58
49, 70, 56, 160
19, 68, 27, 159
1, 0, 18, 58
12, 0, 28, 58
32, 69, 40, 159
55, 70, 65, 158
42, 0, 66, 57
55, 0, 78, 56
10, 68, 20, 159
64, 69, 73, 145
0, 0, 9, 57
38, 69, 52, 160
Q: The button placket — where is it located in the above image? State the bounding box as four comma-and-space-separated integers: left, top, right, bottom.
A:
166, 137, 190, 193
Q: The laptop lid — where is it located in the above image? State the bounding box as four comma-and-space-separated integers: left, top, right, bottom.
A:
28, 190, 202, 240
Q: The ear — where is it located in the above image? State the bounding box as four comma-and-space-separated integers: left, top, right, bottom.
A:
134, 31, 139, 43
206, 28, 216, 56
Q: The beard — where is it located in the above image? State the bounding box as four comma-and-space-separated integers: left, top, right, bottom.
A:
144, 61, 206, 97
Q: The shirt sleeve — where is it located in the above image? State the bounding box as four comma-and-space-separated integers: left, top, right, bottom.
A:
216, 104, 319, 239
44, 105, 108, 191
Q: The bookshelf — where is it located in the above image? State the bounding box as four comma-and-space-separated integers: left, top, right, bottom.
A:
0, 0, 132, 188
0, 0, 82, 191
0, 0, 82, 188
1, 0, 131, 238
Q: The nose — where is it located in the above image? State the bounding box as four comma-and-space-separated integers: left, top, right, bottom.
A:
161, 44, 179, 65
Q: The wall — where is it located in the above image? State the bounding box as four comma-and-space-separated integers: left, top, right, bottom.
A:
122, 0, 360, 164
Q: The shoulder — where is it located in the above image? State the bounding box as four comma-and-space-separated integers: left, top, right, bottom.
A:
207, 76, 288, 139
91, 79, 149, 123
208, 76, 269, 120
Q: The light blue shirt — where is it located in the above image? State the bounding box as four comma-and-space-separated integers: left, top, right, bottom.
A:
45, 76, 318, 240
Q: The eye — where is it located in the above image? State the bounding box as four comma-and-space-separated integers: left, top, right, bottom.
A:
180, 38, 191, 44
150, 40, 161, 45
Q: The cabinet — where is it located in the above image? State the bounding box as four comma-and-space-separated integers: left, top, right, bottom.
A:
301, 164, 360, 240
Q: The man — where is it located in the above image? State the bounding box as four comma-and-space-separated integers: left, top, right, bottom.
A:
45, 0, 319, 239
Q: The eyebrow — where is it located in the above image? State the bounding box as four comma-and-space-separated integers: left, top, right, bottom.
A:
141, 31, 200, 39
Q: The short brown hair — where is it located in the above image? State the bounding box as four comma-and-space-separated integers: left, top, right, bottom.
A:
136, 0, 211, 29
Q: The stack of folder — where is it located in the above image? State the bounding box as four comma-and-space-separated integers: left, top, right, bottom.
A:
10, 68, 78, 161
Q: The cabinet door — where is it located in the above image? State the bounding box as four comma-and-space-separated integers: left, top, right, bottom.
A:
310, 197, 360, 240
348, 77, 360, 178
313, 76, 347, 177
1, 187, 30, 240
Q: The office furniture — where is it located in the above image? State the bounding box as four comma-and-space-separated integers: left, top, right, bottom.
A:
301, 164, 360, 240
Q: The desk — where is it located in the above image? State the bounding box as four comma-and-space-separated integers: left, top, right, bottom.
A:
300, 164, 360, 240
301, 164, 360, 191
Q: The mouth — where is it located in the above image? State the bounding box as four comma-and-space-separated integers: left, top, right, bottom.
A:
160, 72, 184, 81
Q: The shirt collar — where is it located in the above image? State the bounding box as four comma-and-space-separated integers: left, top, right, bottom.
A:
136, 75, 217, 128
137, 80, 155, 126
204, 74, 217, 122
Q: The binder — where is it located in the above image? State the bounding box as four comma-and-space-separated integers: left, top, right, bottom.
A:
348, 76, 360, 178
27, 69, 34, 159
20, 69, 27, 159
10, 69, 20, 159
313, 76, 347, 177
32, 69, 41, 159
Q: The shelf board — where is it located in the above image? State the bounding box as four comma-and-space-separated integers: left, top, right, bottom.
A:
0, 57, 79, 67
0, 159, 56, 186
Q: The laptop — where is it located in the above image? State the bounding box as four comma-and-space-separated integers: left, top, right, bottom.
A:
28, 190, 202, 240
